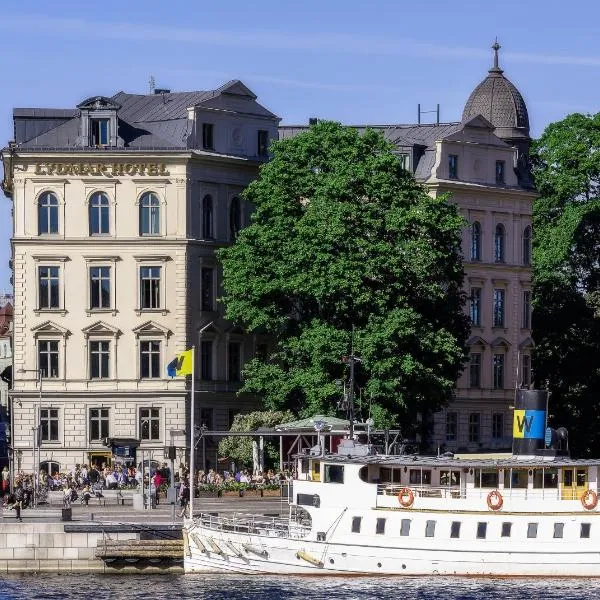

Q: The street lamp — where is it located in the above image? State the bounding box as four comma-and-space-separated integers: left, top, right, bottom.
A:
18, 368, 42, 507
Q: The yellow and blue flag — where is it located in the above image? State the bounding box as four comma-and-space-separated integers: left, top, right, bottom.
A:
167, 349, 193, 377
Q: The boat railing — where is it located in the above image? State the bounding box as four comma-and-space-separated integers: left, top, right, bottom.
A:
377, 484, 464, 499
193, 511, 311, 539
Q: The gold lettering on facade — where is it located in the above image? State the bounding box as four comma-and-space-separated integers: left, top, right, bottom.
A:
33, 162, 170, 177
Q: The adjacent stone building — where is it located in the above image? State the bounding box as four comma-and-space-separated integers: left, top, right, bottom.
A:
1, 81, 279, 474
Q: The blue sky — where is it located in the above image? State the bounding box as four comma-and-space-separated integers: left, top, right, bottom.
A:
1, 0, 600, 290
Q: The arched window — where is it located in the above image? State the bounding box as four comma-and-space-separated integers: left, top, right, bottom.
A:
470, 221, 481, 261
89, 192, 110, 235
202, 194, 214, 239
139, 192, 160, 236
230, 197, 241, 240
522, 225, 532, 266
38, 192, 59, 235
494, 224, 505, 263
40, 460, 60, 477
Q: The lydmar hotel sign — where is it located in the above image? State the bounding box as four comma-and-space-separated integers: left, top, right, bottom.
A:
34, 162, 170, 176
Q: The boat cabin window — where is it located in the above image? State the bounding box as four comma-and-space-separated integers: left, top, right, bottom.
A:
476, 522, 487, 539
376, 518, 386, 535
450, 521, 461, 538
324, 464, 344, 484
440, 470, 460, 486
351, 517, 361, 533
409, 469, 432, 485
581, 523, 591, 539
553, 523, 564, 538
533, 468, 558, 489
577, 470, 587, 487
400, 519, 411, 536
297, 493, 320, 507
527, 523, 538, 538
501, 522, 512, 537
425, 520, 436, 537
474, 468, 499, 488
359, 466, 369, 483
300, 458, 309, 474
503, 468, 528, 489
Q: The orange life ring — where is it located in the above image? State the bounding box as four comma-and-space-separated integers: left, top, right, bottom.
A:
487, 490, 503, 511
581, 489, 598, 510
398, 487, 414, 508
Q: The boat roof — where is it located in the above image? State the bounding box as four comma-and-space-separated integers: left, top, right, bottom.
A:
315, 452, 600, 469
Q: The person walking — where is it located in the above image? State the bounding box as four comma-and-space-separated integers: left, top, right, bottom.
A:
178, 479, 190, 518
5, 492, 22, 522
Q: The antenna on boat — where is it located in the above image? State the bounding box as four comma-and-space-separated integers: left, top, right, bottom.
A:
346, 326, 361, 440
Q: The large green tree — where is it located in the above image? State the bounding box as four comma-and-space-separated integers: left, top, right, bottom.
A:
531, 113, 600, 456
219, 121, 470, 432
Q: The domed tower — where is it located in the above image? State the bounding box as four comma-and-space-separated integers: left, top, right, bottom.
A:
462, 41, 533, 188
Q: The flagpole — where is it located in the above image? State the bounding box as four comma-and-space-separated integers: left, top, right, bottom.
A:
189, 345, 196, 518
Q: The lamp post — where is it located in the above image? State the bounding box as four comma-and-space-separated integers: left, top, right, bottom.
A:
18, 368, 42, 507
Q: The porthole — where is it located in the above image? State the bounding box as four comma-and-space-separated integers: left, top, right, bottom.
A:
402, 564, 406, 569
377, 562, 382, 568
329, 558, 335, 564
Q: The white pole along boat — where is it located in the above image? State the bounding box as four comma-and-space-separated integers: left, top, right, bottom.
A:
183, 388, 600, 576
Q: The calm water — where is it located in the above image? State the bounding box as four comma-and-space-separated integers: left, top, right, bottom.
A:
0, 574, 598, 600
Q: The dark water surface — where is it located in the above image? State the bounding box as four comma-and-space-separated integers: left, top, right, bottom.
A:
0, 574, 598, 600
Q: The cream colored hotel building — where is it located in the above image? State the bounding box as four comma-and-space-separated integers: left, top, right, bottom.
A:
2, 46, 535, 473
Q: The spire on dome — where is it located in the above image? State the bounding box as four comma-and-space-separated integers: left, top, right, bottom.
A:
490, 39, 503, 74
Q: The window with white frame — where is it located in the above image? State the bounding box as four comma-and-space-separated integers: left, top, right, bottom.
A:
38, 340, 59, 378
140, 266, 161, 309
470, 288, 482, 326
89, 192, 110, 235
38, 192, 59, 235
89, 408, 109, 441
89, 340, 110, 379
139, 192, 161, 236
39, 266, 60, 309
140, 340, 161, 379
40, 408, 59, 441
140, 407, 160, 441
90, 266, 111, 310
90, 118, 109, 146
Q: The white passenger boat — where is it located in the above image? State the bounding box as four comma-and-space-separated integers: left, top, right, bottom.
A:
183, 389, 600, 576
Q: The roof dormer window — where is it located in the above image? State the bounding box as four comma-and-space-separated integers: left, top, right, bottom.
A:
91, 119, 109, 146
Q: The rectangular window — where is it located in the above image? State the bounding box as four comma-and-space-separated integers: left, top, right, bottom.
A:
201, 267, 215, 311
140, 407, 160, 441
440, 470, 460, 486
376, 518, 386, 535
40, 408, 59, 442
522, 354, 531, 387
258, 130, 269, 156
450, 521, 461, 538
425, 520, 436, 537
200, 407, 214, 430
140, 340, 161, 378
533, 468, 558, 489
493, 289, 505, 327
400, 519, 411, 536
581, 523, 591, 539
398, 154, 410, 171
200, 340, 213, 380
527, 523, 538, 538
228, 342, 241, 382
202, 123, 214, 150
324, 464, 344, 484
38, 340, 59, 378
493, 353, 505, 390
409, 469, 432, 485
495, 160, 505, 184
503, 469, 528, 489
501, 522, 512, 537
469, 413, 480, 444
553, 523, 564, 539
492, 413, 504, 439
470, 288, 481, 326
90, 118, 109, 146
351, 516, 361, 533
90, 340, 110, 379
469, 353, 481, 388
90, 266, 111, 309
474, 469, 499, 488
39, 266, 60, 309
445, 411, 457, 442
89, 408, 109, 441
448, 154, 458, 179
228, 409, 236, 428
140, 266, 161, 309
522, 290, 531, 329
476, 522, 487, 539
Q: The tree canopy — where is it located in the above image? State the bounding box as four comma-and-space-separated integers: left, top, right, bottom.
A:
531, 113, 600, 456
219, 121, 470, 432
